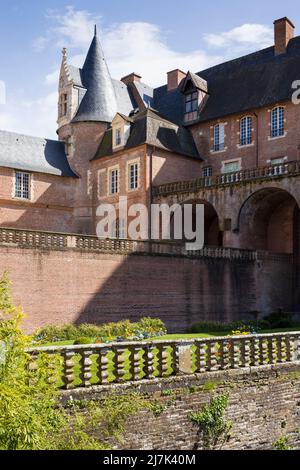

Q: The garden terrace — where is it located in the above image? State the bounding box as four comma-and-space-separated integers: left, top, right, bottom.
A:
28, 332, 300, 390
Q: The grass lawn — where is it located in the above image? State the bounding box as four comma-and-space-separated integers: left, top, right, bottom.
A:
37, 327, 300, 348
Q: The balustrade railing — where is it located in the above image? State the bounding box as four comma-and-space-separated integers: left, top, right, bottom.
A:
0, 227, 256, 261
153, 161, 300, 197
28, 332, 300, 390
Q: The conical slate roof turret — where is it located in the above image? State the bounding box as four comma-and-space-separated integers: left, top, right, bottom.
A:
73, 26, 117, 123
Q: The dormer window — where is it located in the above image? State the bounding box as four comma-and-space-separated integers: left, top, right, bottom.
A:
184, 91, 199, 122
181, 72, 208, 123
185, 92, 198, 114
115, 128, 122, 146
112, 114, 132, 150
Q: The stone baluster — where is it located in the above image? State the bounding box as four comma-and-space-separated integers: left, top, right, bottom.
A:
130, 346, 143, 381
285, 336, 294, 362
46, 353, 60, 386
207, 341, 218, 371
259, 338, 268, 365
250, 337, 260, 366
268, 337, 277, 364
143, 345, 155, 379
63, 350, 76, 390
27, 351, 39, 386
241, 338, 251, 368
157, 344, 169, 377
230, 339, 240, 369
113, 346, 127, 383
196, 341, 207, 373
277, 336, 287, 363
97, 348, 110, 385
219, 339, 230, 370
79, 349, 93, 387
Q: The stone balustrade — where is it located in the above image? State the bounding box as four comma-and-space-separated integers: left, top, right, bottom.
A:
28, 332, 300, 390
0, 227, 256, 261
153, 160, 300, 197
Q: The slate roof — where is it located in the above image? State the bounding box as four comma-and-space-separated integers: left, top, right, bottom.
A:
194, 37, 300, 123
93, 109, 200, 160
72, 31, 118, 123
151, 36, 300, 125
0, 130, 77, 177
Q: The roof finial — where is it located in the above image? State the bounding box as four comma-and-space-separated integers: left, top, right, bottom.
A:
62, 47, 68, 59
94, 24, 97, 36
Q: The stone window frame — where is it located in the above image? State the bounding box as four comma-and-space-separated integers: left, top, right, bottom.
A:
268, 105, 287, 140
239, 115, 253, 146
108, 165, 120, 196
211, 122, 227, 153
13, 170, 32, 201
127, 158, 140, 192
202, 166, 213, 177
59, 93, 68, 117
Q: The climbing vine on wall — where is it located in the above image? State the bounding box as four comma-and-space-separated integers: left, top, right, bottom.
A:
189, 393, 232, 450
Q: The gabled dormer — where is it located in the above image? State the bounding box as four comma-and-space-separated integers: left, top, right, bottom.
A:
112, 113, 133, 151
181, 71, 208, 123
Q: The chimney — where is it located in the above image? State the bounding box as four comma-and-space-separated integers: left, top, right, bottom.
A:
274, 17, 295, 55
121, 73, 142, 85
167, 69, 186, 91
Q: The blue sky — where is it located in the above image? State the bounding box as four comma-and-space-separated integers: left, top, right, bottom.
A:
0, 0, 299, 138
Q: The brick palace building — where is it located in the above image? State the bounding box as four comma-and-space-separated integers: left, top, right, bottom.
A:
1, 17, 300, 331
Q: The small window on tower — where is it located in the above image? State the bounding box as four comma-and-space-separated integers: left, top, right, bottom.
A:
60, 93, 68, 117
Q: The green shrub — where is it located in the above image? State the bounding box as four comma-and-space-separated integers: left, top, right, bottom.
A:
137, 317, 167, 336
34, 317, 167, 344
189, 393, 232, 450
189, 320, 255, 334
0, 272, 150, 450
273, 436, 293, 450
74, 337, 94, 345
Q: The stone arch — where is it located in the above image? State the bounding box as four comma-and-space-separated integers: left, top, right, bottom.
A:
169, 198, 222, 246
237, 187, 299, 253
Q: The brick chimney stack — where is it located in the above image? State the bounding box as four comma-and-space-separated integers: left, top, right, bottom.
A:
274, 17, 295, 55
167, 69, 186, 91
121, 73, 142, 85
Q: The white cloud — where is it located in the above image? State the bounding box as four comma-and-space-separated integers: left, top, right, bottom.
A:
204, 24, 273, 53
0, 7, 275, 139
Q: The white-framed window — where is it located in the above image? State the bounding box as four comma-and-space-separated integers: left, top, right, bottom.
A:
240, 116, 253, 146
271, 107, 285, 138
202, 166, 212, 177
14, 171, 31, 199
109, 168, 119, 195
128, 162, 139, 190
214, 123, 225, 151
223, 160, 241, 174
115, 128, 122, 147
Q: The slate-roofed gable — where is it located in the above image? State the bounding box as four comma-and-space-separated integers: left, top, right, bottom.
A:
93, 109, 200, 160
0, 130, 77, 177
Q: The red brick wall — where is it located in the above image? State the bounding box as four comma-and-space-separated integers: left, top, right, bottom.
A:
0, 167, 75, 232
191, 101, 300, 175
0, 245, 294, 333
